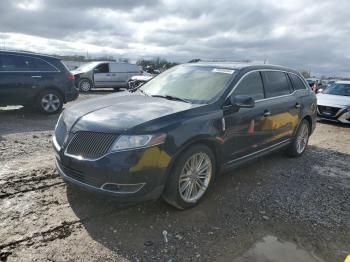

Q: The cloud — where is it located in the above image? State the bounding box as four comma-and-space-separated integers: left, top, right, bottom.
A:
0, 0, 350, 76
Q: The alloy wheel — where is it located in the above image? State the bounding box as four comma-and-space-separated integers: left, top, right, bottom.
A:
179, 152, 212, 203
41, 93, 60, 113
80, 81, 91, 91
296, 123, 309, 154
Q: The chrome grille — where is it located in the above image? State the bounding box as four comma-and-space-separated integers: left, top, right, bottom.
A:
55, 117, 67, 146
66, 132, 117, 159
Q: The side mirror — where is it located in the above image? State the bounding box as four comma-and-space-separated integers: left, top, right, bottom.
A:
230, 95, 255, 108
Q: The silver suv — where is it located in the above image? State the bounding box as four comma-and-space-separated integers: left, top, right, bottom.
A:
71, 61, 141, 91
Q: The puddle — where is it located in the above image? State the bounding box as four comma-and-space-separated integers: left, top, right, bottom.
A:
233, 235, 325, 262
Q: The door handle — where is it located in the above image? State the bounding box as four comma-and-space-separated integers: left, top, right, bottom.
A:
31, 75, 42, 78
295, 103, 301, 108
106, 74, 111, 76
263, 110, 271, 117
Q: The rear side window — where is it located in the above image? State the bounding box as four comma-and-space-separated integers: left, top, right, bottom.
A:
263, 71, 291, 98
289, 73, 307, 90
0, 54, 57, 72
31, 58, 57, 71
233, 71, 264, 100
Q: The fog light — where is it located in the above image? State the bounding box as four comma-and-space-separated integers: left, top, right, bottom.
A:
101, 183, 145, 193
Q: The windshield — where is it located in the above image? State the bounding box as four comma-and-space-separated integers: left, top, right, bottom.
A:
139, 65, 235, 103
75, 62, 101, 72
323, 83, 350, 96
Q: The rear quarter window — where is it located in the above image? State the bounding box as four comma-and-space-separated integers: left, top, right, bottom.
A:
31, 57, 58, 71
262, 71, 291, 98
289, 73, 307, 90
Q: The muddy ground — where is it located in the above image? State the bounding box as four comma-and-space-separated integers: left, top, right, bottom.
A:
0, 91, 349, 262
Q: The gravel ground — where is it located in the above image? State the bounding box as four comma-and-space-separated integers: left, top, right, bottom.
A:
0, 91, 349, 262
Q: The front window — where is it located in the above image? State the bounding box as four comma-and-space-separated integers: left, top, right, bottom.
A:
323, 83, 350, 96
139, 65, 235, 103
75, 62, 101, 72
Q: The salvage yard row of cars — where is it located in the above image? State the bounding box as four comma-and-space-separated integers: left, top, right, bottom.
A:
1, 50, 349, 209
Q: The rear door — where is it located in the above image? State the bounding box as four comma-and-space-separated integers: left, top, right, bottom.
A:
259, 71, 301, 146
0, 54, 38, 105
93, 63, 111, 87
109, 63, 126, 87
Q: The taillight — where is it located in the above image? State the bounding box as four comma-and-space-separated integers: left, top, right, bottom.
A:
68, 74, 75, 81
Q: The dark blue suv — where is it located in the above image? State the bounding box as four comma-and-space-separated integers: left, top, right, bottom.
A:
54, 63, 317, 209
0, 51, 78, 114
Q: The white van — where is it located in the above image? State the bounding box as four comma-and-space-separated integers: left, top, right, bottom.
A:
71, 61, 142, 91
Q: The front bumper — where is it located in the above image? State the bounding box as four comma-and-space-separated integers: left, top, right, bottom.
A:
317, 106, 350, 124
54, 143, 171, 202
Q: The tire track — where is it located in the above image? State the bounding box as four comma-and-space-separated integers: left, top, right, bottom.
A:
0, 167, 63, 199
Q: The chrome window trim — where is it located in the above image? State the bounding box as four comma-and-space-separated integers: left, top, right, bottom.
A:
0, 53, 61, 72
226, 69, 309, 103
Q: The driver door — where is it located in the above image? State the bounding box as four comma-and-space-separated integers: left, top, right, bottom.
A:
222, 71, 270, 163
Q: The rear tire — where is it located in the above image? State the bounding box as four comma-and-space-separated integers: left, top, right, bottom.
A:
78, 79, 93, 92
286, 119, 310, 157
162, 144, 216, 209
36, 90, 63, 115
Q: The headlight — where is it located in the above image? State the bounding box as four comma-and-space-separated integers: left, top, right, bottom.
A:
110, 134, 167, 152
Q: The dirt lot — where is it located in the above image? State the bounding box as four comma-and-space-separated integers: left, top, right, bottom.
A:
0, 91, 349, 262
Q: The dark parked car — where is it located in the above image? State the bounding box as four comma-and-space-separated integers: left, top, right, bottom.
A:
0, 51, 78, 114
53, 63, 317, 209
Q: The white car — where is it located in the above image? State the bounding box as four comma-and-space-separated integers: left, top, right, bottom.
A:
316, 81, 350, 124
127, 74, 154, 89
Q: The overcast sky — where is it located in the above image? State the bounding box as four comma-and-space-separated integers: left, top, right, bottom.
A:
0, 0, 350, 76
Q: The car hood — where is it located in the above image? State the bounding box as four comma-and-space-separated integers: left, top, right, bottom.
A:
316, 93, 350, 107
62, 92, 199, 133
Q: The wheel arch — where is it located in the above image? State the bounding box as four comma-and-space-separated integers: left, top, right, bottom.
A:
34, 87, 65, 103
303, 115, 312, 132
164, 136, 223, 184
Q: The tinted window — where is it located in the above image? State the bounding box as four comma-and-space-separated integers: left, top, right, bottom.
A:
0, 54, 35, 71
263, 71, 291, 98
31, 58, 57, 71
289, 74, 307, 90
94, 63, 109, 73
233, 71, 264, 100
0, 54, 56, 72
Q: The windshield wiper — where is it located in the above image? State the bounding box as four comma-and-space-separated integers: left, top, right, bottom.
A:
151, 95, 190, 103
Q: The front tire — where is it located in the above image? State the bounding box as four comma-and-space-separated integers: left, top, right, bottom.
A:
37, 90, 63, 115
286, 119, 310, 157
162, 144, 216, 209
